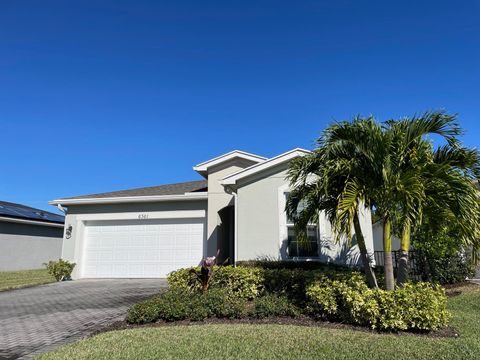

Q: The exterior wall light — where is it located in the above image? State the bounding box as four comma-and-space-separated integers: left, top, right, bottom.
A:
65, 225, 73, 239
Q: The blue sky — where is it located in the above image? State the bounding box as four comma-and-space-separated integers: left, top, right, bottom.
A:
1, 1, 479, 212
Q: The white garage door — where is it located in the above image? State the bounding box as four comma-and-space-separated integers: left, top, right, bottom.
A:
81, 218, 204, 278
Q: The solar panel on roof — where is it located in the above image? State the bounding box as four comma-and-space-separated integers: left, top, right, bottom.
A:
0, 201, 64, 223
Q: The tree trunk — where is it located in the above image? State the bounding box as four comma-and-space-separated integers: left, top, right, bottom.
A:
383, 216, 395, 291
397, 220, 411, 287
353, 212, 378, 289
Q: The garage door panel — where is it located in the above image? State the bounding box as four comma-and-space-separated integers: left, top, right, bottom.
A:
81, 218, 204, 278
113, 251, 129, 261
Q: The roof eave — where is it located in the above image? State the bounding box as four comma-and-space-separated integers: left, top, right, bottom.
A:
193, 150, 267, 176
221, 148, 311, 186
0, 216, 64, 228
49, 192, 208, 206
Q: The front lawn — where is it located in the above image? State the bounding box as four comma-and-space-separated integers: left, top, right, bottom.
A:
0, 269, 55, 291
38, 284, 480, 360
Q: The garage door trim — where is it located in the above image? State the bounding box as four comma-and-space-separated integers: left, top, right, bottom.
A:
74, 210, 205, 222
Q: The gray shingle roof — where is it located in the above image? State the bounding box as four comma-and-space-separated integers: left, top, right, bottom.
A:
62, 180, 208, 200
0, 201, 64, 224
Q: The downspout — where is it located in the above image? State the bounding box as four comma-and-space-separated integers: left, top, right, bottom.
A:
232, 189, 238, 267
56, 203, 69, 261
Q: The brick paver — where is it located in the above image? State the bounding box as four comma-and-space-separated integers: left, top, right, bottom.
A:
0, 279, 165, 359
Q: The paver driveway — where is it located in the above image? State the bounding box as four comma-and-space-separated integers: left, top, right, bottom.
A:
0, 279, 165, 359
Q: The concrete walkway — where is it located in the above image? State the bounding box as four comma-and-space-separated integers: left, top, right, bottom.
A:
0, 279, 165, 359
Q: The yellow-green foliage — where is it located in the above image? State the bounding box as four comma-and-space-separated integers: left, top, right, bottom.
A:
306, 277, 450, 331
168, 265, 358, 301
168, 265, 450, 331
167, 266, 264, 299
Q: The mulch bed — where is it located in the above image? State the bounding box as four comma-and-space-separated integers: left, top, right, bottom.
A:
86, 283, 477, 340
91, 316, 459, 339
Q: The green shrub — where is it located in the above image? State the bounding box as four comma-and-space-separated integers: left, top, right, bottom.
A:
169, 264, 362, 303
167, 267, 198, 290
134, 266, 450, 331
306, 272, 372, 320
252, 294, 301, 319
306, 276, 450, 331
168, 266, 264, 299
261, 268, 311, 300
413, 220, 476, 284
201, 288, 247, 319
126, 288, 247, 324
417, 252, 475, 284
371, 290, 405, 330
126, 295, 166, 324
126, 289, 192, 323
388, 283, 450, 331
44, 259, 76, 281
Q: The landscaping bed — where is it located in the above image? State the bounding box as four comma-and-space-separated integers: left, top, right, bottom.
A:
126, 265, 451, 333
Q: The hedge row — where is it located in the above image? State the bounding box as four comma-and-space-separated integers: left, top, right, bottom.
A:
126, 266, 452, 331
306, 273, 449, 330
126, 288, 301, 323
167, 265, 355, 301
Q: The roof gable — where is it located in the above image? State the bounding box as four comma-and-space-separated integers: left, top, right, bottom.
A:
221, 148, 311, 187
193, 150, 267, 178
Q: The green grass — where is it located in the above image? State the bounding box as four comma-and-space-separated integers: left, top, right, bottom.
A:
38, 285, 480, 360
0, 269, 55, 291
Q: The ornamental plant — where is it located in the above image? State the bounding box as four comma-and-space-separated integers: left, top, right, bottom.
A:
189, 256, 217, 291
44, 259, 76, 281
306, 276, 450, 331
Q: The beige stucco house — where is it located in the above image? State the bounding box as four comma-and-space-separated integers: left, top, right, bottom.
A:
51, 149, 375, 279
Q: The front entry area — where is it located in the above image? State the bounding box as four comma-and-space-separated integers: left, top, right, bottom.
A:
80, 218, 204, 278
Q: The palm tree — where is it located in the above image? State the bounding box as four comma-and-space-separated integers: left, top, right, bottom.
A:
383, 117, 480, 286
370, 112, 468, 290
287, 111, 475, 291
286, 117, 385, 289
395, 143, 480, 285
286, 152, 379, 288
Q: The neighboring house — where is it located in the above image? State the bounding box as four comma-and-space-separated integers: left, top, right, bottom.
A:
372, 220, 401, 252
0, 201, 64, 271
50, 149, 375, 279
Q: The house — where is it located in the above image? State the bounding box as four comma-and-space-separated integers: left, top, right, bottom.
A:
0, 201, 64, 271
372, 220, 401, 252
50, 149, 375, 279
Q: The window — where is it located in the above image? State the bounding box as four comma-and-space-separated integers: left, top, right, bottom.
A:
285, 193, 319, 258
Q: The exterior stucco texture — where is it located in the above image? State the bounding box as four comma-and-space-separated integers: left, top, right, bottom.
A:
0, 222, 63, 271
235, 165, 375, 265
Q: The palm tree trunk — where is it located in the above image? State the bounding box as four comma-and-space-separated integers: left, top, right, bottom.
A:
383, 216, 395, 291
397, 219, 411, 287
353, 213, 378, 288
